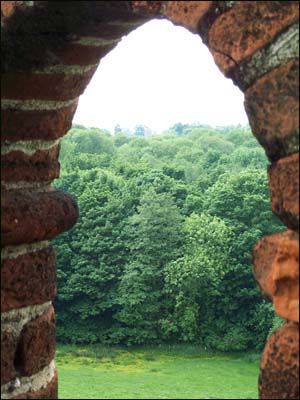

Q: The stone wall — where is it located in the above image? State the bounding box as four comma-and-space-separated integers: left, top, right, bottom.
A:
1, 1, 299, 399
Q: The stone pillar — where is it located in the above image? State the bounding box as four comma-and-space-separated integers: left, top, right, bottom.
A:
162, 1, 299, 399
1, 2, 150, 398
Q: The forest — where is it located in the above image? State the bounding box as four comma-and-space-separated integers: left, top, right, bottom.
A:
53, 123, 284, 352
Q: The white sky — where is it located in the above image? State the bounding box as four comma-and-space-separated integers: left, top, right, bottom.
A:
73, 19, 249, 134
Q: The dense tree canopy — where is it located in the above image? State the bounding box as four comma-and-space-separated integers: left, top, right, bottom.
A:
53, 123, 284, 350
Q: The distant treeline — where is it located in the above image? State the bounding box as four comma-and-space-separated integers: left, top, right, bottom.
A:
53, 123, 284, 351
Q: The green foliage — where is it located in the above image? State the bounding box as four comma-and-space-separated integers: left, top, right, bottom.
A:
53, 123, 284, 350
114, 189, 183, 344
163, 213, 234, 343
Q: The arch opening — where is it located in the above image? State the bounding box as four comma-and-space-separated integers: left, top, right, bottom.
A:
53, 18, 283, 400
1, 2, 298, 400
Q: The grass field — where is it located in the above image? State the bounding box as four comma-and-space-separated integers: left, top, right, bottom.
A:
56, 344, 260, 399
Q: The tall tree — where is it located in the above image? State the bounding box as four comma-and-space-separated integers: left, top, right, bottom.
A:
115, 188, 183, 344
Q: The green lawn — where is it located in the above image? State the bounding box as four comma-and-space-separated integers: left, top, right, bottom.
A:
56, 344, 260, 399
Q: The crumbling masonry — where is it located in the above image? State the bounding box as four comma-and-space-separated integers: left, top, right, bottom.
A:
1, 1, 299, 399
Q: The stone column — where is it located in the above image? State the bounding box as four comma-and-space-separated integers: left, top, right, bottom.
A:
161, 1, 299, 399
1, 2, 149, 398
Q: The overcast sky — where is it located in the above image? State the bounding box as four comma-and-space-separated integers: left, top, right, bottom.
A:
73, 19, 249, 134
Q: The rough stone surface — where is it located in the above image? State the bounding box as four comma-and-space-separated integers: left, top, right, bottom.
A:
164, 1, 212, 32
208, 1, 299, 74
1, 246, 56, 312
2, 1, 147, 72
259, 322, 299, 399
11, 369, 58, 399
16, 306, 56, 377
244, 60, 299, 161
1, 144, 60, 182
1, 189, 79, 246
252, 230, 299, 323
1, 102, 78, 142
1, 329, 17, 385
229, 22, 299, 91
2, 67, 97, 101
78, 20, 147, 40
268, 152, 299, 230
51, 43, 116, 66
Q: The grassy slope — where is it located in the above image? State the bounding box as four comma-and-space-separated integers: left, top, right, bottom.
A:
56, 344, 260, 399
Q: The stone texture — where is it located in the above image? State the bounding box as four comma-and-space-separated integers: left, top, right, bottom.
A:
259, 322, 299, 399
1, 329, 17, 384
229, 22, 299, 91
1, 246, 56, 312
164, 1, 212, 32
1, 189, 78, 247
244, 60, 299, 161
78, 20, 147, 40
252, 230, 299, 323
208, 1, 299, 74
2, 67, 97, 101
1, 102, 78, 142
1, 144, 60, 182
2, 1, 147, 72
268, 153, 299, 230
11, 370, 58, 399
16, 306, 55, 377
51, 43, 116, 66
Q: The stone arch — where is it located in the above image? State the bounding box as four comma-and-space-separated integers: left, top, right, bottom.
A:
1, 1, 299, 399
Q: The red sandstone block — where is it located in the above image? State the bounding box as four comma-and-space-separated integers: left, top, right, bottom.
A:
2, 161, 59, 183
259, 322, 299, 399
268, 153, 299, 230
1, 246, 56, 312
1, 189, 78, 247
78, 19, 147, 39
208, 1, 299, 74
1, 144, 61, 182
17, 306, 56, 377
1, 102, 77, 142
12, 370, 58, 399
52, 42, 116, 66
164, 1, 212, 33
244, 60, 299, 161
252, 230, 299, 323
2, 66, 97, 101
1, 330, 17, 385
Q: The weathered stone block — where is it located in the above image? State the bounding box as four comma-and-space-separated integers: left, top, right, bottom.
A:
16, 306, 56, 377
1, 246, 56, 312
268, 152, 299, 230
1, 329, 17, 385
1, 189, 78, 246
259, 322, 299, 399
1, 144, 60, 182
2, 66, 97, 101
208, 1, 299, 74
252, 230, 299, 322
244, 60, 299, 161
164, 1, 212, 32
1, 102, 78, 142
52, 42, 116, 66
